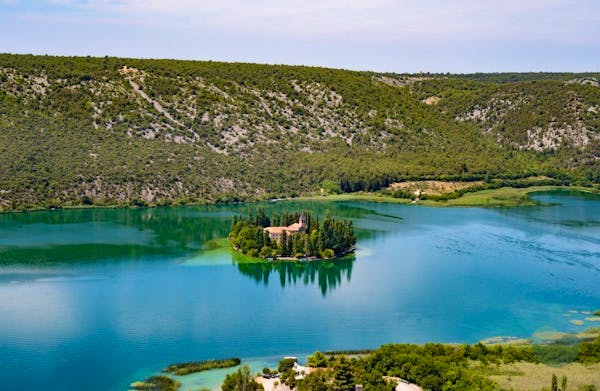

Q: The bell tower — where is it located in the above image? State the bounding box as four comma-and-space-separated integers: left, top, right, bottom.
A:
299, 212, 307, 232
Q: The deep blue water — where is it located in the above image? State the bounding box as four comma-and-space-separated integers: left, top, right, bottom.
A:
0, 191, 599, 390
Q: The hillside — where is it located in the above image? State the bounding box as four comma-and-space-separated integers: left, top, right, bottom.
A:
0, 54, 599, 211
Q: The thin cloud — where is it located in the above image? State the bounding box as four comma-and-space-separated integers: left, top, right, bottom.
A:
1, 0, 598, 71
8, 0, 591, 44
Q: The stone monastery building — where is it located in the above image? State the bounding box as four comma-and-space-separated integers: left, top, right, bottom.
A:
264, 213, 307, 242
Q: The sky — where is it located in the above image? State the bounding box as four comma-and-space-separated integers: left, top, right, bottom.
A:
0, 0, 599, 73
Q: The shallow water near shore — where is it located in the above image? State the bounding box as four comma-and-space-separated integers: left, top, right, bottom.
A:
0, 191, 599, 390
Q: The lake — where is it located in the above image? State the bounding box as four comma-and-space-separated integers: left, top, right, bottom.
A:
0, 191, 599, 390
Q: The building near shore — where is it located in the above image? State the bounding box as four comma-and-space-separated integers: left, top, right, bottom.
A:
264, 213, 307, 241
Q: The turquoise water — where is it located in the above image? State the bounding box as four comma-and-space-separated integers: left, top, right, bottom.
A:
0, 191, 599, 390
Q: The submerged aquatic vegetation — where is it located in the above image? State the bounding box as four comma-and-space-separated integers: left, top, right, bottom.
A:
129, 375, 180, 391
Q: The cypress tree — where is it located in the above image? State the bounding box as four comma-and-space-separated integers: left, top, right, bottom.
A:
333, 357, 354, 391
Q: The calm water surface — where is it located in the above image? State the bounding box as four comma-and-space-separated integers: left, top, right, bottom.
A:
0, 191, 599, 390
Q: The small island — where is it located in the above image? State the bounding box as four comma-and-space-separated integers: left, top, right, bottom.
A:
229, 209, 356, 260
163, 358, 241, 376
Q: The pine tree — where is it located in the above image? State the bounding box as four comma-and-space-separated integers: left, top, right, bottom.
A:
294, 234, 305, 256
272, 212, 280, 226
551, 373, 558, 391
277, 233, 287, 256
222, 365, 261, 391
286, 233, 294, 256
254, 207, 270, 227
333, 357, 354, 391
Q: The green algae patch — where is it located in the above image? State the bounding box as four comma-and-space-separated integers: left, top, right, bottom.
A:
533, 330, 570, 342
576, 328, 600, 341
202, 238, 230, 251
586, 317, 600, 322
180, 238, 236, 266
479, 336, 531, 346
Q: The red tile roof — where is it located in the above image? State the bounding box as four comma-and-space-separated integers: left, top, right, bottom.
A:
286, 223, 301, 232
264, 222, 302, 235
264, 226, 287, 234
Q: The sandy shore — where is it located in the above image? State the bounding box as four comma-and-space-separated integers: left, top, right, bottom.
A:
384, 376, 423, 391
395, 382, 423, 391
255, 376, 292, 391
256, 373, 422, 391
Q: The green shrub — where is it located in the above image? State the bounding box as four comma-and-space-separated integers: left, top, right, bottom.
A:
321, 249, 335, 259
278, 358, 296, 373
576, 336, 600, 363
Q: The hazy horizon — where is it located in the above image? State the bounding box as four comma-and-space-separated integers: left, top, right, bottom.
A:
1, 1, 599, 73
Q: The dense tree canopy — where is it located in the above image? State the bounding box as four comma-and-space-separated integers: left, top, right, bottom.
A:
229, 209, 356, 259
292, 337, 600, 391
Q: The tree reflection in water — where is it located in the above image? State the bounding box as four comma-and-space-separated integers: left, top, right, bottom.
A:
235, 255, 355, 296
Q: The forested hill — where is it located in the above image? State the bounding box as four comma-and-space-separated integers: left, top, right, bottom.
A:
0, 54, 599, 211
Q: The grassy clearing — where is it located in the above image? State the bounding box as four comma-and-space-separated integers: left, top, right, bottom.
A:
302, 192, 413, 204
388, 180, 483, 195
483, 362, 600, 391
421, 186, 541, 207
415, 185, 599, 207
304, 186, 599, 208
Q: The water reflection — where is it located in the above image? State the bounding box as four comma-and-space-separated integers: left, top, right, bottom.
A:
0, 206, 235, 266
235, 255, 355, 296
0, 202, 375, 298
0, 202, 383, 266
1, 192, 600, 391
498, 190, 600, 228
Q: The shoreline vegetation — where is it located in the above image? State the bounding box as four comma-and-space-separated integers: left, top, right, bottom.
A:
130, 327, 600, 391
130, 359, 241, 391
228, 209, 356, 261
304, 185, 599, 207
2, 183, 599, 215
163, 358, 241, 376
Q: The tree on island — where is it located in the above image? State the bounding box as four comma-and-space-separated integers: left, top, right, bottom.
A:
229, 208, 356, 260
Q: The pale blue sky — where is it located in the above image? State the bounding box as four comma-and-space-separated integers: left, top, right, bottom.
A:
1, 0, 599, 72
